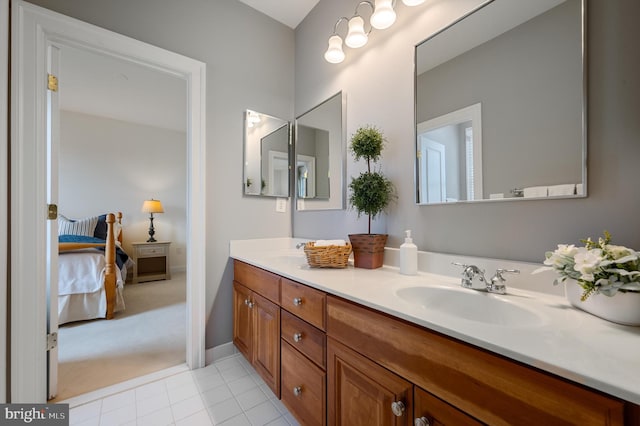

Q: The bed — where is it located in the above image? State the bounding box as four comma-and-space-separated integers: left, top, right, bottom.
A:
57, 212, 133, 324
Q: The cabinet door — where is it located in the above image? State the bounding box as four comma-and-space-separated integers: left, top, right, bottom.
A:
414, 386, 482, 426
233, 281, 252, 361
253, 292, 281, 397
328, 337, 412, 426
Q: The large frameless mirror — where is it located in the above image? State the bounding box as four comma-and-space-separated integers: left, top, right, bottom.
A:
415, 0, 586, 204
295, 92, 346, 210
243, 110, 291, 197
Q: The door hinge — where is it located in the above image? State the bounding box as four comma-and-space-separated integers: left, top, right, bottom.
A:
47, 74, 58, 92
47, 332, 58, 351
47, 204, 58, 220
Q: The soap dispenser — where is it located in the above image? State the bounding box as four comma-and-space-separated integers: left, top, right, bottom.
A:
400, 230, 418, 275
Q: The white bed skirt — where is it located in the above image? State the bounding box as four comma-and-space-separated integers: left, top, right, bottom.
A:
58, 259, 130, 325
58, 285, 125, 324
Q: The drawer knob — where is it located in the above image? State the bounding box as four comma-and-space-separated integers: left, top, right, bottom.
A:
391, 401, 405, 417
293, 332, 303, 342
415, 417, 431, 426
293, 297, 303, 306
293, 386, 302, 396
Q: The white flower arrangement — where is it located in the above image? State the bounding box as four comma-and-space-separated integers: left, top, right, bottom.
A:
536, 232, 640, 301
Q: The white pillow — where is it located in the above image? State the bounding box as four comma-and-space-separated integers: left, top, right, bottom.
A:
58, 215, 99, 237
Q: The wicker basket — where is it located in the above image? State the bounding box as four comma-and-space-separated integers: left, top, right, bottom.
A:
303, 242, 352, 268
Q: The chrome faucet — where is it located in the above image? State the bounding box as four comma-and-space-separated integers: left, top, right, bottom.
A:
295, 242, 306, 249
452, 263, 519, 294
487, 268, 520, 294
452, 262, 487, 289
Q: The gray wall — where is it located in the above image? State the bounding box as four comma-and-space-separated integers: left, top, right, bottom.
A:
26, 0, 296, 349
416, 0, 582, 198
294, 0, 640, 262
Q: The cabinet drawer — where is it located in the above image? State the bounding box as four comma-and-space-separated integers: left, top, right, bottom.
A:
415, 386, 482, 426
233, 260, 280, 304
138, 245, 167, 257
281, 341, 326, 426
281, 310, 326, 369
281, 278, 326, 330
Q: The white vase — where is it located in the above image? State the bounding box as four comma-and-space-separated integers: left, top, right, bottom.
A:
565, 281, 640, 326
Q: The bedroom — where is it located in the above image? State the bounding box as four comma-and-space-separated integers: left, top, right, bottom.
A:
53, 43, 189, 400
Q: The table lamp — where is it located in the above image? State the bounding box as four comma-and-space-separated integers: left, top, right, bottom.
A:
141, 199, 164, 242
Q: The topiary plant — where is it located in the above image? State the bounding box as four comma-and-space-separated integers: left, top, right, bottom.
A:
348, 125, 395, 234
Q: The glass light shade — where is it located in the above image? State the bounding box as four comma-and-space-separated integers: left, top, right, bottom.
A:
371, 0, 396, 30
402, 0, 425, 5
141, 199, 164, 214
324, 35, 345, 63
345, 15, 368, 48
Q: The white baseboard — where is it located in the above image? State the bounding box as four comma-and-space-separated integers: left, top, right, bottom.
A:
205, 341, 238, 365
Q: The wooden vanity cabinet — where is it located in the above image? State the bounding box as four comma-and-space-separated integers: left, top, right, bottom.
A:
232, 261, 281, 397
233, 260, 638, 425
327, 295, 627, 426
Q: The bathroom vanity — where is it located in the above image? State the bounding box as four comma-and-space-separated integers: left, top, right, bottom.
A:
230, 239, 640, 425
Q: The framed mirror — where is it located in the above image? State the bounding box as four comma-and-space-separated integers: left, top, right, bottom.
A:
415, 0, 585, 204
295, 92, 346, 210
243, 110, 291, 197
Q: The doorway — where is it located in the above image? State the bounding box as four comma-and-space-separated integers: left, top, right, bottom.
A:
51, 42, 189, 400
11, 1, 206, 402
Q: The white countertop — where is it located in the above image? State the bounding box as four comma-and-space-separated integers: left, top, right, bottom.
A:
229, 238, 640, 405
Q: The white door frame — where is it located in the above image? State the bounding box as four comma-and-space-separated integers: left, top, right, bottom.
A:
417, 103, 483, 204
11, 1, 207, 402
0, 0, 9, 404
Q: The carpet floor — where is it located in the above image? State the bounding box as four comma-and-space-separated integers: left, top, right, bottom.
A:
52, 272, 186, 402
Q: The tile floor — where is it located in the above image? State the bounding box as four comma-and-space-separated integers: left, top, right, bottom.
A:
68, 354, 300, 426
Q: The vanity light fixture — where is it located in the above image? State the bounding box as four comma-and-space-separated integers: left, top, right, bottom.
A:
346, 15, 369, 48
402, 0, 425, 6
324, 16, 348, 63
370, 0, 396, 30
324, 0, 425, 64
324, 33, 346, 63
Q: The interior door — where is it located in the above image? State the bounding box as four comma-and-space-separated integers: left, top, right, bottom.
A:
45, 43, 61, 400
419, 136, 446, 203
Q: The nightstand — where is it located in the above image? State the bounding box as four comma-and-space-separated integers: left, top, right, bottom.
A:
131, 241, 171, 283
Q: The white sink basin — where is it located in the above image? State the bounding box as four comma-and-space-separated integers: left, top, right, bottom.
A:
395, 286, 544, 327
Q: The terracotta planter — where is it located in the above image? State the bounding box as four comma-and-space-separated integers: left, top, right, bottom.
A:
348, 234, 388, 269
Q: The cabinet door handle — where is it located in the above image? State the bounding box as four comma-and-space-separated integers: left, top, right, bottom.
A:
293, 386, 302, 396
414, 417, 431, 426
293, 297, 303, 306
391, 401, 405, 417
244, 299, 250, 306
293, 332, 303, 342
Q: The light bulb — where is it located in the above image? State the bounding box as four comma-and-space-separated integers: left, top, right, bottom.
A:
371, 0, 396, 30
324, 35, 345, 64
345, 15, 368, 48
402, 0, 425, 5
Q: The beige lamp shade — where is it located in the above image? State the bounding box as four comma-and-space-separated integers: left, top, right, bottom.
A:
141, 199, 164, 214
